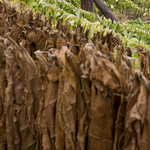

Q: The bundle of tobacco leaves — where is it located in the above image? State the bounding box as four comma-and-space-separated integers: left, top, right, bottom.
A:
0, 1, 150, 150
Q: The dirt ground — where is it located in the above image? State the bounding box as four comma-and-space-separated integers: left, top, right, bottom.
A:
114, 10, 150, 22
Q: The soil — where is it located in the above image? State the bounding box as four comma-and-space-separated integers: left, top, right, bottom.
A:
114, 10, 150, 22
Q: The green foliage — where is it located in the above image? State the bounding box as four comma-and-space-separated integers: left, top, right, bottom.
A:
105, 0, 150, 17
64, 0, 80, 8
126, 18, 150, 31
16, 0, 105, 38
14, 0, 150, 51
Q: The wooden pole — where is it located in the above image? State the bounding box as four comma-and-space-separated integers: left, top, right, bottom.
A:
81, 0, 93, 12
93, 0, 122, 23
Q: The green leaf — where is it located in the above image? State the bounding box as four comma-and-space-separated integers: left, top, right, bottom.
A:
27, 1, 37, 8
122, 29, 127, 36
75, 9, 80, 17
